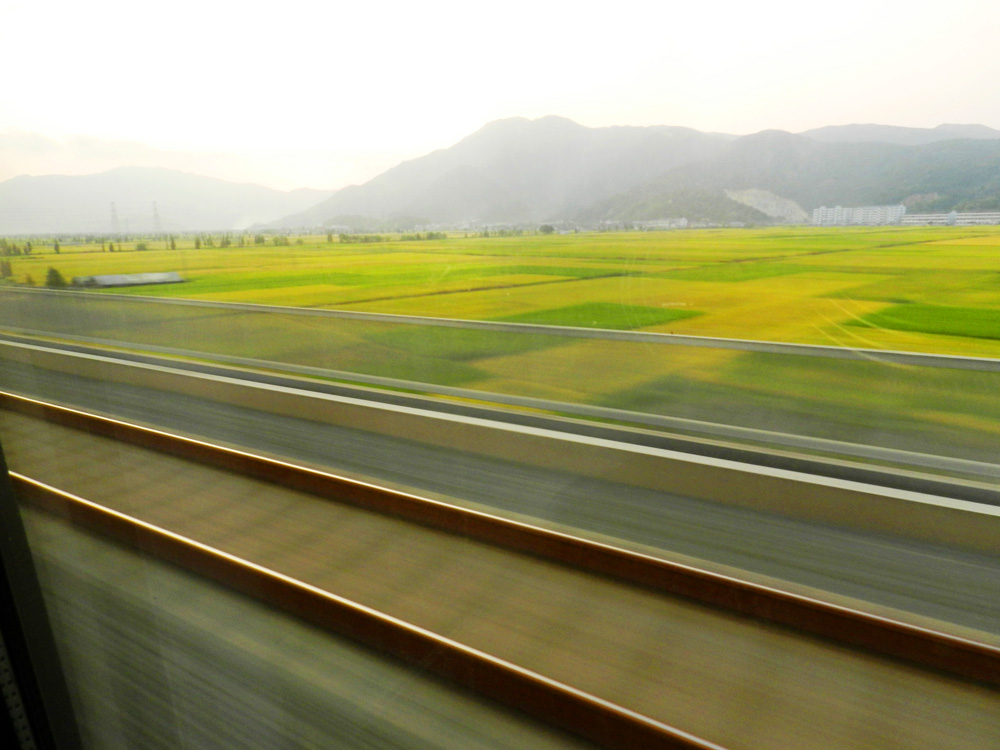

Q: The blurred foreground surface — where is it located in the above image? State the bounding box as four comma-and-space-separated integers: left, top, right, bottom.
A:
21, 507, 592, 750
7, 413, 1000, 749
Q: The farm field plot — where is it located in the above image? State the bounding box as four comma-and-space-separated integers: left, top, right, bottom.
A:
14, 226, 1000, 350
852, 304, 1000, 341
5, 226, 1000, 462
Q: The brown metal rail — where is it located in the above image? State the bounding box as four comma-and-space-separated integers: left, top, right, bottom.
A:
2, 390, 999, 687
12, 473, 725, 750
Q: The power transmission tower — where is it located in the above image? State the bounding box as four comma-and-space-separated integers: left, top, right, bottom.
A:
152, 201, 163, 237
111, 202, 120, 236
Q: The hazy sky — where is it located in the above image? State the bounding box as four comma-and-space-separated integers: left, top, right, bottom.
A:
2, 0, 998, 190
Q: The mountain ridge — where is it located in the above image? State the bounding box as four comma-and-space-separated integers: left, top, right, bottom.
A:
798, 122, 1000, 146
274, 118, 1000, 228
578, 130, 1000, 222
5, 117, 1000, 234
271, 116, 737, 227
0, 166, 334, 234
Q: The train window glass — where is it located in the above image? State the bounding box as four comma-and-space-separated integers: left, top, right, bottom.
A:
2, 1, 1000, 747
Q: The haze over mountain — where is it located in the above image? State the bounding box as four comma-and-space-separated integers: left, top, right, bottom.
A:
271, 116, 736, 228
0, 167, 334, 235
797, 123, 1000, 146
268, 117, 1000, 229
580, 129, 1000, 223
5, 118, 1000, 235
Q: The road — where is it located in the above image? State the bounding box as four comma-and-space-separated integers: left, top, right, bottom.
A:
2, 357, 998, 637
9, 413, 1000, 750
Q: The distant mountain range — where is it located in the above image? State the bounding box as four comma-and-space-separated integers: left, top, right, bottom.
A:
0, 167, 334, 235
581, 129, 1000, 222
270, 117, 1000, 228
798, 122, 1000, 146
273, 117, 736, 228
3, 118, 1000, 234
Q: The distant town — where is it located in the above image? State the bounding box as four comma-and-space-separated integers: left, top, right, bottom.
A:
812, 205, 1000, 227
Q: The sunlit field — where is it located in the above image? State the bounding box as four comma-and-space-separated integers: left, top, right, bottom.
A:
5, 226, 1000, 462
8, 226, 1000, 356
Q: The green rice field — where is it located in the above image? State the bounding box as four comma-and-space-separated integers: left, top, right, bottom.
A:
4, 226, 1000, 464
851, 304, 1000, 341
10, 226, 1000, 356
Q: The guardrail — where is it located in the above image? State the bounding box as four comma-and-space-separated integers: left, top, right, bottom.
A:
4, 331, 1000, 487
4, 342, 998, 555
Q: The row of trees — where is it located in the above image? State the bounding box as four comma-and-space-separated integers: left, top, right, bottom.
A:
473, 228, 526, 237
0, 255, 68, 288
399, 232, 448, 241
0, 231, 463, 254
337, 233, 390, 244
1, 239, 34, 256
0, 260, 66, 288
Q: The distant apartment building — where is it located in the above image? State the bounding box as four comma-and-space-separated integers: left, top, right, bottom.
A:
901, 211, 1000, 226
812, 205, 906, 226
